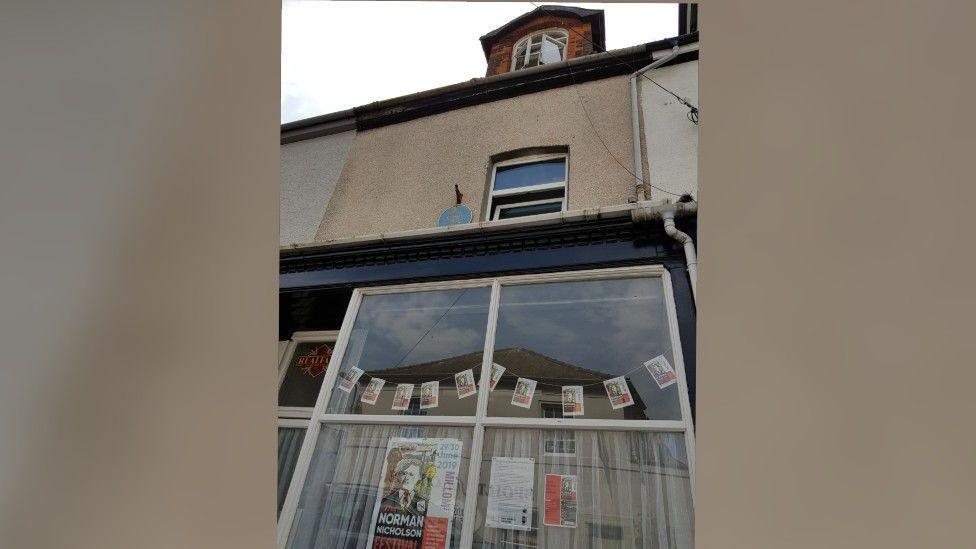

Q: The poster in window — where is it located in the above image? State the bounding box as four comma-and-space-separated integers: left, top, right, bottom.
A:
561, 385, 584, 416
420, 381, 439, 410
511, 378, 537, 409
602, 376, 634, 409
337, 366, 364, 393
643, 354, 677, 389
392, 383, 414, 411
543, 474, 578, 528
361, 377, 386, 405
488, 363, 505, 391
485, 457, 534, 531
295, 343, 333, 377
454, 369, 477, 399
366, 437, 464, 549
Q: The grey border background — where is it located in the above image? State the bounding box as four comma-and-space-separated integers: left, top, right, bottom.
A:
1, 1, 974, 548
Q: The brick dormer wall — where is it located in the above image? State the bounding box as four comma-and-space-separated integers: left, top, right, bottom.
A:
485, 13, 594, 76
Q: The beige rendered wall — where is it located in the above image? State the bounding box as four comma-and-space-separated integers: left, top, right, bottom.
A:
315, 74, 636, 242
640, 60, 699, 203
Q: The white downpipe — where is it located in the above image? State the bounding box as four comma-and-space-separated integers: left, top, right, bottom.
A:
662, 209, 697, 302
630, 45, 680, 201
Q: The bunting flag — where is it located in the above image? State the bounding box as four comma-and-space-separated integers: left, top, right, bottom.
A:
561, 385, 584, 416
337, 366, 364, 393
488, 363, 505, 391
391, 383, 414, 410
511, 378, 537, 409
643, 355, 677, 389
420, 380, 439, 409
360, 377, 385, 405
603, 376, 634, 409
455, 369, 477, 398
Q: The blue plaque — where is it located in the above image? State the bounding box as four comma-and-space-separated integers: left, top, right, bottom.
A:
437, 204, 472, 227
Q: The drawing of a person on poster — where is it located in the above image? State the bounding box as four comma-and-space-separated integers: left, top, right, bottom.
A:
380, 456, 429, 516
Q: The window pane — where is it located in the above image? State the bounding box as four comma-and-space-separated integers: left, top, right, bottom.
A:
473, 428, 693, 548
493, 159, 566, 191
487, 277, 683, 420
278, 426, 306, 516
540, 37, 562, 64
326, 287, 491, 416
498, 201, 562, 219
287, 424, 472, 549
279, 341, 335, 407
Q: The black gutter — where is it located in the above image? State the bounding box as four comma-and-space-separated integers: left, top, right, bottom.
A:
281, 32, 698, 143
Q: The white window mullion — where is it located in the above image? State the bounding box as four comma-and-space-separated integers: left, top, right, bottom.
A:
276, 289, 364, 549
458, 279, 501, 548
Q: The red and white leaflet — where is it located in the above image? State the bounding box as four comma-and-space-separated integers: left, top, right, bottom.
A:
392, 383, 414, 411
454, 369, 477, 399
361, 377, 385, 405
337, 366, 364, 393
561, 385, 584, 416
543, 474, 578, 528
488, 363, 505, 391
420, 380, 439, 410
643, 354, 678, 389
511, 378, 537, 409
602, 376, 634, 409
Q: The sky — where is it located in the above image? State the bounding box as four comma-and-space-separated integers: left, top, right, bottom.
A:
281, 1, 679, 123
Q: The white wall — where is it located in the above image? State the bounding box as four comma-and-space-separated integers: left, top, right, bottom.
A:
639, 59, 699, 202
280, 130, 355, 245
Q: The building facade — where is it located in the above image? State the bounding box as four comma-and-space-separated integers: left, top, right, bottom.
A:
277, 5, 699, 548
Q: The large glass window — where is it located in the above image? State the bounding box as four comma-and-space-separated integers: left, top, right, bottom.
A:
487, 277, 682, 420
278, 268, 694, 549
324, 287, 492, 417
472, 428, 693, 548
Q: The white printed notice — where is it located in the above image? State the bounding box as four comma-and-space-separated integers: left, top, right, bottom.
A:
485, 457, 535, 532
365, 437, 463, 549
643, 354, 678, 389
337, 366, 364, 393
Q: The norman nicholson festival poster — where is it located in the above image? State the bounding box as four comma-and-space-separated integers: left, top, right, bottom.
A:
366, 438, 463, 549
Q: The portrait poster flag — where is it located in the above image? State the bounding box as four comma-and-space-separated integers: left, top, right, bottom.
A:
511, 378, 537, 409
485, 457, 534, 531
392, 383, 414, 411
488, 363, 505, 391
454, 369, 477, 399
337, 366, 365, 393
366, 437, 464, 549
561, 385, 584, 416
420, 381, 439, 410
361, 377, 386, 405
643, 354, 678, 389
543, 474, 578, 528
603, 376, 634, 409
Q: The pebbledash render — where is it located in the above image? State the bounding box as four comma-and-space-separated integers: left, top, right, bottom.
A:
277, 5, 700, 549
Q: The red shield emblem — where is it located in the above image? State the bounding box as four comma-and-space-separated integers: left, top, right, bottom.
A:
296, 344, 333, 377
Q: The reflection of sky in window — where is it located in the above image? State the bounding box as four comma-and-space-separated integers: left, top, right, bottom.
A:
347, 287, 491, 371
493, 278, 670, 375
493, 159, 565, 191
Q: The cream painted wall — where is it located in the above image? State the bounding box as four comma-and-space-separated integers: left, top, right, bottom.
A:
280, 130, 355, 246
639, 59, 699, 203
315, 74, 637, 242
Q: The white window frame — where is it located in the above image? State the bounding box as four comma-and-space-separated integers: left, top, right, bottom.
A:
486, 152, 569, 221
511, 28, 569, 71
276, 265, 695, 548
276, 330, 339, 515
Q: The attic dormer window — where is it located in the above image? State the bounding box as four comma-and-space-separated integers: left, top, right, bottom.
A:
512, 30, 568, 71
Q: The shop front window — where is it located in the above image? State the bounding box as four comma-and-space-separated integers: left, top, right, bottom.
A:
278, 267, 694, 549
